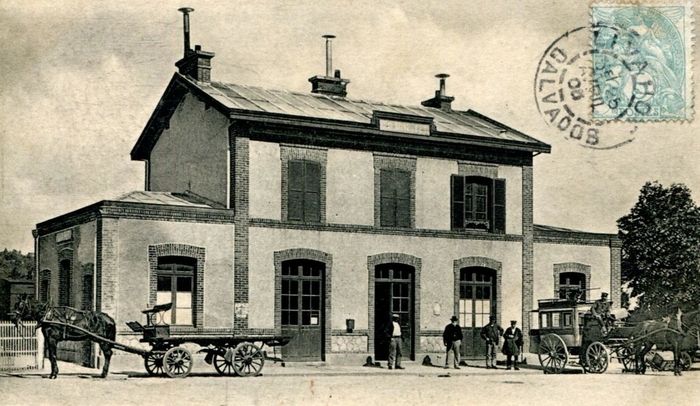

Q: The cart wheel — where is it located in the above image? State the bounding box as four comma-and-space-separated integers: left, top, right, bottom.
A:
144, 352, 166, 376
680, 352, 692, 371
618, 345, 635, 372
538, 334, 568, 374
163, 346, 193, 378
213, 348, 238, 376
231, 342, 265, 377
583, 342, 609, 373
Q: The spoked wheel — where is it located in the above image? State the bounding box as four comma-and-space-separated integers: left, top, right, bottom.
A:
213, 347, 238, 376
144, 351, 166, 376
538, 334, 569, 374
680, 352, 693, 371
163, 346, 193, 378
583, 342, 609, 373
618, 345, 635, 372
231, 342, 265, 377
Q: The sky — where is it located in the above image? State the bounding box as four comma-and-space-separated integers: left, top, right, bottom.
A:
0, 0, 698, 253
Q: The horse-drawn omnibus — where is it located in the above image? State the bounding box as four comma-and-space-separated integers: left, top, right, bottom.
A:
529, 296, 697, 374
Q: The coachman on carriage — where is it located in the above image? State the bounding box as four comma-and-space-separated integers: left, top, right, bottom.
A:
530, 289, 700, 376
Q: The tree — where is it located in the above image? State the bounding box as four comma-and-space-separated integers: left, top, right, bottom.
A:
618, 182, 700, 316
0, 248, 35, 280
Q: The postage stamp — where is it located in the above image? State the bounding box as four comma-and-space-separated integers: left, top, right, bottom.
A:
591, 2, 694, 121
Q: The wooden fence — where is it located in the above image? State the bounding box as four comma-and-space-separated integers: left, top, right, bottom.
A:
0, 321, 41, 371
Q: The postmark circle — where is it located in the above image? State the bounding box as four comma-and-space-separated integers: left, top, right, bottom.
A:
534, 25, 646, 149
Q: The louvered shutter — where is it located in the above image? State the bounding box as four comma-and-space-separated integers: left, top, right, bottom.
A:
451, 175, 464, 229
493, 178, 506, 233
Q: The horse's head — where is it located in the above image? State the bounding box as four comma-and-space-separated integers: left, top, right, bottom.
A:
11, 296, 48, 328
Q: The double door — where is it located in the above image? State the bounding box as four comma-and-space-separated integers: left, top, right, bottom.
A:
374, 264, 414, 361
458, 267, 497, 358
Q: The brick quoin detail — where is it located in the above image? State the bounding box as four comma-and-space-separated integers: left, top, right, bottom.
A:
609, 239, 622, 308
521, 165, 534, 353
97, 217, 119, 318
553, 262, 592, 299
453, 257, 503, 326
274, 248, 333, 359
367, 253, 421, 357
148, 243, 206, 329
232, 132, 250, 330
372, 153, 417, 229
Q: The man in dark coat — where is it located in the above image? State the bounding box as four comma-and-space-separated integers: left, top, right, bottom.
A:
590, 292, 612, 334
442, 315, 463, 369
502, 320, 523, 370
480, 315, 503, 368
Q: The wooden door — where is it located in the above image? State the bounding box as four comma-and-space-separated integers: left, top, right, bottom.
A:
374, 264, 414, 361
458, 267, 497, 358
280, 260, 324, 361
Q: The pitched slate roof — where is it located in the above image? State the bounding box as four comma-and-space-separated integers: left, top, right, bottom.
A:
199, 80, 542, 145
114, 191, 212, 208
131, 74, 550, 160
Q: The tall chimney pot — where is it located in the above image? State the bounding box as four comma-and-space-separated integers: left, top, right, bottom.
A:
309, 34, 349, 97
421, 73, 455, 112
175, 7, 215, 83
178, 7, 195, 56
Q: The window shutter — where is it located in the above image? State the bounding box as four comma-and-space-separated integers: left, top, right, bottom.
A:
288, 161, 304, 221
396, 171, 410, 228
380, 170, 393, 227
493, 178, 506, 233
451, 175, 464, 229
303, 161, 321, 222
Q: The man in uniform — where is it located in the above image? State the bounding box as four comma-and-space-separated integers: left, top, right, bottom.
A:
591, 292, 612, 334
386, 314, 404, 370
480, 315, 503, 369
442, 315, 463, 369
502, 320, 523, 370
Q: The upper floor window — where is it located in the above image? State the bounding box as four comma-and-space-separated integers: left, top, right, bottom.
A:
288, 160, 321, 223
451, 176, 506, 233
380, 169, 411, 227
156, 256, 196, 326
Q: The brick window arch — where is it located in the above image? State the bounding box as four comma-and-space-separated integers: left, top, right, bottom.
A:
553, 263, 591, 301
149, 244, 205, 328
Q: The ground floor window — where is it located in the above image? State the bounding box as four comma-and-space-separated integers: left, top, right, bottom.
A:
458, 267, 496, 328
559, 272, 587, 300
156, 256, 196, 325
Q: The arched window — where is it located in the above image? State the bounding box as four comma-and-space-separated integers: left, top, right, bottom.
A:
559, 272, 587, 300
459, 267, 497, 328
156, 256, 196, 325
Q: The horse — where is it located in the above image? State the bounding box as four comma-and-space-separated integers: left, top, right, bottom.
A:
629, 308, 700, 376
10, 297, 117, 379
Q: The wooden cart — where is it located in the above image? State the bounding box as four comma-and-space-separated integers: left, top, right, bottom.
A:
43, 303, 290, 378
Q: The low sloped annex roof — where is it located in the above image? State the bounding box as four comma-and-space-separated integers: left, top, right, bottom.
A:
131, 73, 550, 160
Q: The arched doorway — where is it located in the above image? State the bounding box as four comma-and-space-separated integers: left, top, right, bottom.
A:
458, 267, 497, 358
280, 259, 326, 361
373, 263, 415, 361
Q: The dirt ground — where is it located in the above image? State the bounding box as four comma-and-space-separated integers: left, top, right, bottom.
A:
1, 361, 699, 406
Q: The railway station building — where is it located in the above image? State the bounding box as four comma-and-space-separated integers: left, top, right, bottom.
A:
33, 30, 621, 369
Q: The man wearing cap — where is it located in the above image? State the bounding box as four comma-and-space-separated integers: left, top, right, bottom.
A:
442, 315, 463, 369
502, 320, 523, 370
480, 315, 503, 369
385, 314, 404, 370
591, 292, 612, 334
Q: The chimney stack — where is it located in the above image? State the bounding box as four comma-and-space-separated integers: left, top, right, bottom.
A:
421, 73, 455, 111
175, 7, 215, 83
309, 34, 350, 97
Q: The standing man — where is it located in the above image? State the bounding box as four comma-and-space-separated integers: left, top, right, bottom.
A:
502, 320, 523, 370
386, 314, 404, 370
442, 315, 463, 369
480, 315, 503, 369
